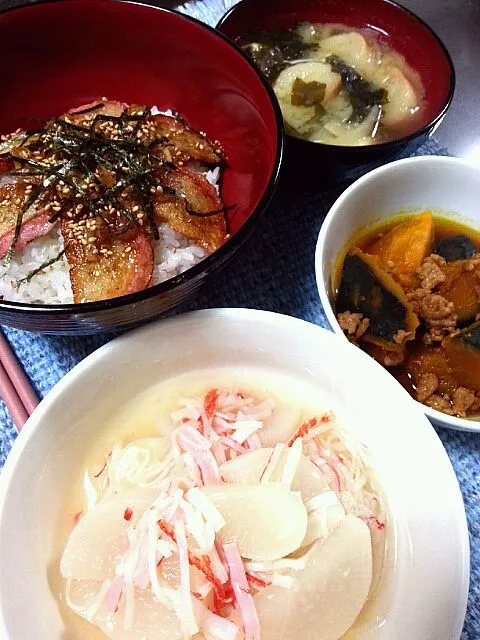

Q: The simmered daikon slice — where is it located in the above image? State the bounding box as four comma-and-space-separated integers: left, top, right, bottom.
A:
254, 515, 372, 640
60, 489, 158, 581
220, 448, 271, 484
293, 455, 330, 499
381, 67, 418, 127
94, 587, 183, 640
273, 62, 342, 133
301, 491, 345, 547
66, 578, 103, 610
259, 404, 302, 446
220, 449, 329, 500
201, 484, 307, 561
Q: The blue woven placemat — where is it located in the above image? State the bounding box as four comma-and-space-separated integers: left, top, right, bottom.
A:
0, 137, 478, 638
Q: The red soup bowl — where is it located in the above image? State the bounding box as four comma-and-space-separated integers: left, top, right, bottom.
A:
217, 0, 455, 187
0, 0, 283, 334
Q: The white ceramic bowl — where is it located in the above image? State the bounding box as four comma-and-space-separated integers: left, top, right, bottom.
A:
316, 155, 480, 433
0, 309, 469, 639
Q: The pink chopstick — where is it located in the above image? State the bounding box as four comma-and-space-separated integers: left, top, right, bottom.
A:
0, 332, 39, 431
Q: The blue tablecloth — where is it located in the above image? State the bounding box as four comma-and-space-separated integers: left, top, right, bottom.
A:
0, 3, 478, 637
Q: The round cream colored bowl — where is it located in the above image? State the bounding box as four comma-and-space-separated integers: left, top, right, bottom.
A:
316, 156, 480, 433
0, 309, 469, 639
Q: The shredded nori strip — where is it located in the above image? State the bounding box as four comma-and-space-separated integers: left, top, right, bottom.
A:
16, 249, 65, 286
2, 105, 225, 262
3, 183, 44, 266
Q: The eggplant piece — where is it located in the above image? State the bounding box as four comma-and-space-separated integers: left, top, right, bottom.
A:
443, 321, 480, 391
336, 248, 419, 350
435, 235, 477, 262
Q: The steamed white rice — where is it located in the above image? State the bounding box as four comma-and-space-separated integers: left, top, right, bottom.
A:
0, 107, 220, 305
0, 224, 209, 305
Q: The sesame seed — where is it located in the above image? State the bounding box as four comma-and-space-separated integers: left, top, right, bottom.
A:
52, 205, 62, 212
88, 237, 96, 243
132, 205, 139, 212
107, 250, 113, 256
81, 239, 88, 245
125, 246, 132, 253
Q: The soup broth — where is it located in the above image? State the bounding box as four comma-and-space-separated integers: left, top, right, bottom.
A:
335, 212, 480, 418
51, 368, 390, 639
240, 23, 425, 146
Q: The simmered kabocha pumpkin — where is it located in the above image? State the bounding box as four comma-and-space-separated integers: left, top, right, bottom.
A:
366, 211, 434, 289
335, 211, 480, 417
443, 321, 480, 391
437, 260, 480, 323
403, 343, 458, 396
336, 248, 419, 350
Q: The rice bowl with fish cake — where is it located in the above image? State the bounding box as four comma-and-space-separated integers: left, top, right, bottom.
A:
0, 101, 227, 304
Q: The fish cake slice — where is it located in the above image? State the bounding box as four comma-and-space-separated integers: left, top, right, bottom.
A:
62, 216, 153, 303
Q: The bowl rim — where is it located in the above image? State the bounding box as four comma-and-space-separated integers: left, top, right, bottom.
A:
0, 0, 285, 316
0, 307, 470, 639
216, 0, 456, 154
315, 154, 480, 433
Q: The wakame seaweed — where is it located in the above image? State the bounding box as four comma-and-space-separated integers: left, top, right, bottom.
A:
327, 55, 387, 123
239, 27, 313, 81
291, 79, 326, 107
